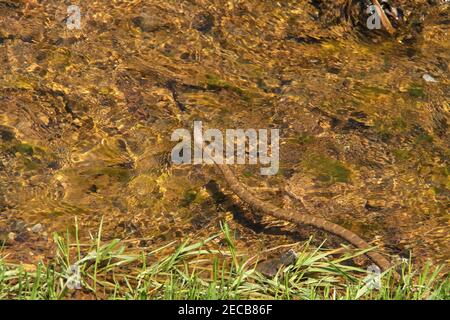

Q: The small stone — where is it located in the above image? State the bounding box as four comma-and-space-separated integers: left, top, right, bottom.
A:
11, 219, 27, 232
279, 249, 298, 266
7, 232, 16, 241
192, 12, 214, 33
39, 114, 50, 126
257, 259, 282, 278
257, 249, 298, 278
423, 73, 438, 83
31, 223, 43, 233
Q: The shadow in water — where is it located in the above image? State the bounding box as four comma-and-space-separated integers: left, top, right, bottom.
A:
204, 179, 323, 244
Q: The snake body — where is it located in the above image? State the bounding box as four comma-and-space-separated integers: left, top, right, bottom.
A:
216, 164, 392, 271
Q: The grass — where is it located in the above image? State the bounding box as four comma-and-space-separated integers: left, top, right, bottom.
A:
0, 220, 448, 300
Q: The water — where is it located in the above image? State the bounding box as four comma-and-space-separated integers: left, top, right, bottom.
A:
0, 0, 448, 267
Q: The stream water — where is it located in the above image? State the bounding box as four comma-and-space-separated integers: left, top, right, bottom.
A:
0, 0, 448, 268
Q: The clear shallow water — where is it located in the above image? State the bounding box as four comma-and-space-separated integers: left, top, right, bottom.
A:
0, 0, 448, 268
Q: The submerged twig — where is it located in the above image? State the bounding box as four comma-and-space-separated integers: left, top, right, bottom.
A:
372, 0, 396, 34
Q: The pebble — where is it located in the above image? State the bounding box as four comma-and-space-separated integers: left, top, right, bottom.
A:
423, 73, 438, 83
257, 249, 298, 277
31, 223, 43, 233
8, 232, 16, 241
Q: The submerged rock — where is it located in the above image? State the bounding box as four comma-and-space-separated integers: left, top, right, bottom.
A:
422, 73, 438, 83
30, 223, 43, 233
257, 249, 298, 277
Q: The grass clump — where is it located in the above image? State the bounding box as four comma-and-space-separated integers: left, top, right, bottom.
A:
0, 220, 448, 300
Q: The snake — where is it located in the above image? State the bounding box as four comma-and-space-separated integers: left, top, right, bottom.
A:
214, 163, 392, 271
